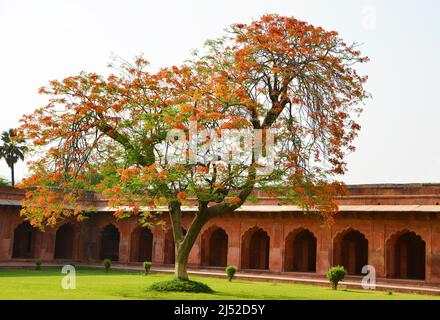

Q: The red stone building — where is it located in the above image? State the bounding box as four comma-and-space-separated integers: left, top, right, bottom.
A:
1, 184, 440, 283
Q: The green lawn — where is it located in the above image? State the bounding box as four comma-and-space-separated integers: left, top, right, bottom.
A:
0, 268, 437, 300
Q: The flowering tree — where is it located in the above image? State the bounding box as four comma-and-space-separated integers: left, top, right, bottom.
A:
18, 15, 368, 280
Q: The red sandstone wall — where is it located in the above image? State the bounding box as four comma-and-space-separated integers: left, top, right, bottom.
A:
2, 184, 440, 283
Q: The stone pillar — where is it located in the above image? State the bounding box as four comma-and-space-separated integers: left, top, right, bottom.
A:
0, 210, 13, 261
300, 239, 309, 271
228, 224, 241, 268
425, 228, 432, 282
0, 237, 12, 261
118, 221, 130, 263
348, 241, 356, 274
152, 228, 165, 264
34, 230, 56, 260
429, 224, 440, 282
269, 222, 282, 273
80, 220, 99, 262
369, 222, 385, 277
399, 243, 407, 278
72, 227, 81, 260
316, 227, 331, 275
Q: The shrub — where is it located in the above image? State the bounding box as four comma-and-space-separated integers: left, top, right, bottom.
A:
143, 261, 152, 275
326, 266, 347, 290
103, 258, 111, 272
149, 279, 213, 293
225, 265, 237, 282
35, 259, 42, 271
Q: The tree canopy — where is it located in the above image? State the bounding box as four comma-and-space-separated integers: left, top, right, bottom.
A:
18, 14, 369, 279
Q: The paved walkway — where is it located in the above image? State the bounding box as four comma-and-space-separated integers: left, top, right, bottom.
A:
1, 261, 440, 295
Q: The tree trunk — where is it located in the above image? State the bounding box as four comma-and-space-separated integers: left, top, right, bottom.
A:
11, 163, 15, 187
168, 200, 208, 281
175, 246, 190, 280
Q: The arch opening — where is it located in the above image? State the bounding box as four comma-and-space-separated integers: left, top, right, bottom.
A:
201, 227, 228, 267
54, 223, 75, 259
284, 229, 316, 272
386, 231, 425, 280
241, 227, 270, 270
12, 222, 36, 259
334, 229, 368, 275
100, 224, 120, 261
130, 227, 153, 262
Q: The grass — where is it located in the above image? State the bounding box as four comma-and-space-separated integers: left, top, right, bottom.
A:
0, 267, 438, 300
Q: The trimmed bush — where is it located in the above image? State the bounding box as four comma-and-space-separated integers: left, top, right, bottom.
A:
143, 261, 152, 275
103, 259, 111, 272
326, 266, 347, 290
149, 279, 213, 293
225, 265, 237, 282
35, 259, 42, 271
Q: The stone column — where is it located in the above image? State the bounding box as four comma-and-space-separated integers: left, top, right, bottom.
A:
369, 221, 385, 277
316, 227, 331, 275
300, 239, 309, 271
425, 227, 432, 282
269, 222, 283, 273
152, 228, 165, 264
228, 224, 241, 268
117, 221, 130, 263
429, 224, 440, 282
0, 210, 14, 261
35, 230, 56, 261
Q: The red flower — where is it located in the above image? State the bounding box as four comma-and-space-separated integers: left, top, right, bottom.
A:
177, 191, 187, 200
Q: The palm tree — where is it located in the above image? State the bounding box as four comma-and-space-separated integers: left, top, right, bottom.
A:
0, 129, 27, 186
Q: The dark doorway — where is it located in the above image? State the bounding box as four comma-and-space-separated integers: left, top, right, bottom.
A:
241, 228, 270, 270
284, 229, 317, 272
12, 222, 36, 259
387, 231, 425, 280
100, 224, 120, 261
201, 227, 228, 267
137, 228, 153, 262
334, 230, 368, 275
54, 223, 75, 259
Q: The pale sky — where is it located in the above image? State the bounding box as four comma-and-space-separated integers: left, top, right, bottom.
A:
0, 0, 439, 185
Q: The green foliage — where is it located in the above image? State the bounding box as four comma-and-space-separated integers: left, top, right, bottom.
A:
149, 279, 213, 293
143, 261, 152, 275
0, 177, 10, 186
225, 265, 237, 282
326, 266, 347, 290
103, 259, 111, 272
35, 259, 42, 270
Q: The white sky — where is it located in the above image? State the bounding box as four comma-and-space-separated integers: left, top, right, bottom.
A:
0, 0, 439, 185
